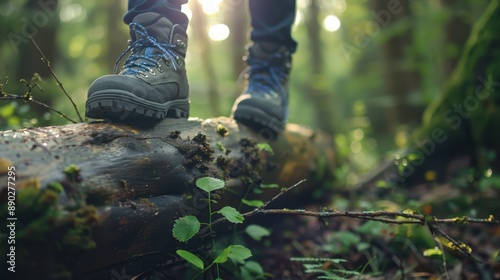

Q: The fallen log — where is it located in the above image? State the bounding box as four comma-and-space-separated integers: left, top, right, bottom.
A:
0, 117, 335, 279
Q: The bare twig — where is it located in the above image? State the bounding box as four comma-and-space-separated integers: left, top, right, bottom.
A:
428, 224, 481, 263
29, 36, 84, 122
200, 179, 307, 236
0, 93, 77, 124
199, 179, 499, 262
259, 179, 307, 209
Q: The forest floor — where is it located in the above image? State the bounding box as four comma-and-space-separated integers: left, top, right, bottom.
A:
253, 178, 500, 279
152, 169, 500, 279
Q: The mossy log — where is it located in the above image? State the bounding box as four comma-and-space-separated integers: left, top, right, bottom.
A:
0, 117, 335, 279
359, 0, 500, 188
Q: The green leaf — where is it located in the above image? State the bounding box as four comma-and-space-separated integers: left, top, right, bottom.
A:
47, 182, 64, 193
176, 250, 204, 270
172, 215, 200, 242
407, 153, 421, 162
213, 246, 231, 263
479, 176, 500, 191
213, 245, 252, 264
241, 199, 264, 207
356, 242, 370, 252
375, 180, 389, 188
196, 177, 225, 192
332, 231, 360, 247
245, 224, 271, 241
241, 261, 264, 279
260, 183, 279, 189
228, 245, 252, 261
218, 206, 244, 224
257, 143, 274, 154
423, 247, 443, 257
253, 188, 264, 194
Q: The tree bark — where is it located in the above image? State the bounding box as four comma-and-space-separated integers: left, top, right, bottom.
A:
358, 0, 500, 188
191, 1, 222, 116
0, 117, 335, 279
303, 0, 337, 135
371, 0, 423, 132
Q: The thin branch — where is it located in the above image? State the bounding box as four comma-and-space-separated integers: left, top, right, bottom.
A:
0, 94, 77, 124
198, 178, 499, 263
259, 179, 307, 209
200, 179, 307, 236
29, 36, 84, 122
428, 224, 481, 263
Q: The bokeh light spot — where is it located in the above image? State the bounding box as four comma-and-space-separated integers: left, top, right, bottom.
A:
208, 24, 230, 42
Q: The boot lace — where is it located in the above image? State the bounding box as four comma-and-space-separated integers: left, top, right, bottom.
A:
114, 22, 178, 75
243, 52, 289, 119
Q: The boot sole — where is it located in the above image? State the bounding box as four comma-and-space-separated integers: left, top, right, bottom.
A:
85, 90, 189, 120
233, 105, 284, 136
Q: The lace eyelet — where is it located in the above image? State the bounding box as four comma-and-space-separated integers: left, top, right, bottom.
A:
138, 72, 148, 78
176, 39, 186, 50
149, 69, 156, 76
157, 65, 163, 73
175, 56, 183, 67
164, 58, 172, 67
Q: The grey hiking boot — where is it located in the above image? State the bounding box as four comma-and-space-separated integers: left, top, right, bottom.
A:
85, 12, 189, 121
231, 42, 292, 133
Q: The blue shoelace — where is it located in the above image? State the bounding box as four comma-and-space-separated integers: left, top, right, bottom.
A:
114, 22, 178, 75
244, 53, 289, 120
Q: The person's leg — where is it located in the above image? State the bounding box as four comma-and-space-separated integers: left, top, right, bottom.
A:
249, 0, 297, 53
85, 0, 190, 121
124, 0, 188, 28
231, 0, 297, 134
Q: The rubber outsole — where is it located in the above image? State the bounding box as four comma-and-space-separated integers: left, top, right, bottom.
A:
85, 90, 189, 120
233, 105, 284, 135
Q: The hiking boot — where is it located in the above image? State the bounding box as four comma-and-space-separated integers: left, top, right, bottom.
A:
85, 12, 189, 120
231, 42, 292, 133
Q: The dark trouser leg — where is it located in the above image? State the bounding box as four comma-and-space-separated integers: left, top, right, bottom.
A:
249, 0, 297, 53
124, 0, 189, 28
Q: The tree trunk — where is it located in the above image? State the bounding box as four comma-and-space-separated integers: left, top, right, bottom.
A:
226, 0, 248, 84
440, 0, 473, 77
371, 0, 423, 132
191, 1, 222, 116
304, 0, 336, 134
359, 0, 500, 188
0, 118, 335, 279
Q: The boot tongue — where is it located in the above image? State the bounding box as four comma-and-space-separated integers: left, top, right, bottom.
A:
130, 12, 172, 45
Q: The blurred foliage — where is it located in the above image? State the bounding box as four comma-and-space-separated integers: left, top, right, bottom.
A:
0, 0, 488, 172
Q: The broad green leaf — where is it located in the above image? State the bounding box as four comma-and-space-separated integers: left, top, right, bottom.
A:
228, 245, 252, 261
245, 224, 271, 241
172, 215, 200, 242
240, 261, 264, 279
423, 247, 443, 257
213, 246, 231, 263
241, 199, 264, 207
257, 143, 274, 154
218, 206, 244, 224
214, 245, 252, 264
176, 250, 204, 270
196, 177, 225, 192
